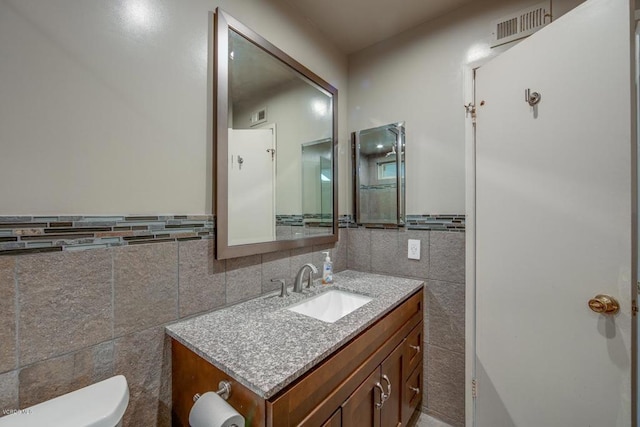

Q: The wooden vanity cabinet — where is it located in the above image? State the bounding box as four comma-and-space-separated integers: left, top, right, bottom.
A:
171, 288, 424, 427
341, 367, 381, 426
342, 339, 405, 427
321, 409, 342, 427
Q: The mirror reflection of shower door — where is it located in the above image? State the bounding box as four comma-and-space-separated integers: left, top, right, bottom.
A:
320, 156, 332, 220
353, 122, 405, 225
228, 128, 275, 245
301, 139, 333, 223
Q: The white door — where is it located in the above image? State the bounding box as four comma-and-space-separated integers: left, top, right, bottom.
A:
474, 0, 635, 426
228, 127, 275, 246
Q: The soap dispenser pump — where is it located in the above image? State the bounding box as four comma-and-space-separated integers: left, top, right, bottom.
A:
322, 251, 333, 284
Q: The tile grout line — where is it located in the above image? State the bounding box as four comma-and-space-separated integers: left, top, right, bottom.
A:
13, 257, 20, 406
426, 230, 431, 279
426, 341, 465, 355
16, 338, 115, 371
259, 254, 264, 296
428, 230, 433, 278
111, 250, 115, 341
176, 242, 180, 319
223, 247, 228, 306
423, 277, 465, 286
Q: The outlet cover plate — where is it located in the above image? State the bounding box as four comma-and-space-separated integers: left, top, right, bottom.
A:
408, 239, 420, 260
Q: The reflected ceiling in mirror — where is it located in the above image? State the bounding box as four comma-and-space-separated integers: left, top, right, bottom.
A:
215, 9, 338, 259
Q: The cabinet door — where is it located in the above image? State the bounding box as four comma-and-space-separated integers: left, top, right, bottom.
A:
380, 341, 405, 427
321, 408, 342, 427
342, 368, 382, 427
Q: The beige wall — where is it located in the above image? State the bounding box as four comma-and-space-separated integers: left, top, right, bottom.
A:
234, 80, 333, 215
347, 0, 585, 215
0, 0, 348, 215
1, 0, 589, 218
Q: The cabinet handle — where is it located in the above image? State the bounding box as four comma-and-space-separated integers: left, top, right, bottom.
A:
409, 386, 420, 396
409, 344, 420, 354
381, 374, 391, 400
374, 382, 386, 409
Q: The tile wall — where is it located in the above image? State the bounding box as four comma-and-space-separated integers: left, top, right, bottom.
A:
0, 230, 347, 426
0, 220, 464, 426
347, 227, 465, 427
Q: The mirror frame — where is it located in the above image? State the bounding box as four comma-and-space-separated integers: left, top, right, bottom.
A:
214, 9, 339, 260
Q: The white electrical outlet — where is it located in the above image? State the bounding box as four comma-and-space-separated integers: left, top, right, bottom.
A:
408, 239, 420, 260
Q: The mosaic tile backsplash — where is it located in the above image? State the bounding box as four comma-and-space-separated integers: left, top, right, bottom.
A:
347, 214, 465, 231
405, 214, 465, 231
0, 215, 214, 255
0, 214, 464, 255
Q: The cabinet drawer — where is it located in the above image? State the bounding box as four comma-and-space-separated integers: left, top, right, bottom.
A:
402, 365, 423, 424
404, 323, 423, 377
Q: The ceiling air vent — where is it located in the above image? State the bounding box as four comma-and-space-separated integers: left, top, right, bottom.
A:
491, 1, 551, 48
249, 107, 267, 127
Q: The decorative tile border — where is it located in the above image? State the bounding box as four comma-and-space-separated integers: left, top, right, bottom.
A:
276, 214, 334, 227
345, 214, 465, 232
359, 183, 398, 190
0, 213, 464, 255
275, 215, 304, 226
0, 215, 214, 256
339, 215, 356, 228
406, 214, 465, 232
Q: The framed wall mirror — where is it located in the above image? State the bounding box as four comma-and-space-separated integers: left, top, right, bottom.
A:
214, 9, 338, 259
353, 122, 405, 225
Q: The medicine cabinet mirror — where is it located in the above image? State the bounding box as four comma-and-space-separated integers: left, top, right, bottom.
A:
352, 122, 405, 225
214, 9, 338, 259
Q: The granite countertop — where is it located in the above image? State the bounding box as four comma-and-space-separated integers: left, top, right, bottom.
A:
165, 270, 424, 399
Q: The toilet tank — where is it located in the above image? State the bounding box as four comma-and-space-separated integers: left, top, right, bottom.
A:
0, 375, 129, 427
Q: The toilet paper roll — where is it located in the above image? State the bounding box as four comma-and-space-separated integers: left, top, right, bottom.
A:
189, 391, 245, 427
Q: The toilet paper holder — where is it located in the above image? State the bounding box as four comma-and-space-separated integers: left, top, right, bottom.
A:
193, 380, 232, 403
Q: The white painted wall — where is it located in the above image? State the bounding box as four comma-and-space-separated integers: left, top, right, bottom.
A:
348, 0, 585, 215
0, 0, 348, 215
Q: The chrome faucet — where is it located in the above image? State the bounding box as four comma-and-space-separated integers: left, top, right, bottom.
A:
294, 263, 318, 293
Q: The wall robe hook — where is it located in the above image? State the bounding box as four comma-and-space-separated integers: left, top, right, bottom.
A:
266, 148, 276, 160
525, 89, 541, 106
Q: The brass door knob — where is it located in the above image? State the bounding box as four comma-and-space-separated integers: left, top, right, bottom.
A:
588, 294, 620, 315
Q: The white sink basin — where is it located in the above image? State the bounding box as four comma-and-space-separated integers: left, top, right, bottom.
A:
287, 289, 372, 323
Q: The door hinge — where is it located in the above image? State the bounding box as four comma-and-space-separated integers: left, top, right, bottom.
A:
464, 103, 476, 124
632, 302, 638, 316
472, 378, 478, 398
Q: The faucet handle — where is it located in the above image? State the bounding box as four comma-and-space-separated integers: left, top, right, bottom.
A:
271, 279, 288, 297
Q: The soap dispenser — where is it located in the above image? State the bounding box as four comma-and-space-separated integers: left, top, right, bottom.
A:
322, 251, 333, 284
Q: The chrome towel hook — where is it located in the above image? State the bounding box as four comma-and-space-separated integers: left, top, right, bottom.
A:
525, 89, 541, 106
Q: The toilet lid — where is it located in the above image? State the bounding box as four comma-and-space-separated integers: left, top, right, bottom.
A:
0, 375, 129, 427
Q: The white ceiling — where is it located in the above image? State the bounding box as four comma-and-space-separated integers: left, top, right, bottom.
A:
284, 0, 476, 54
